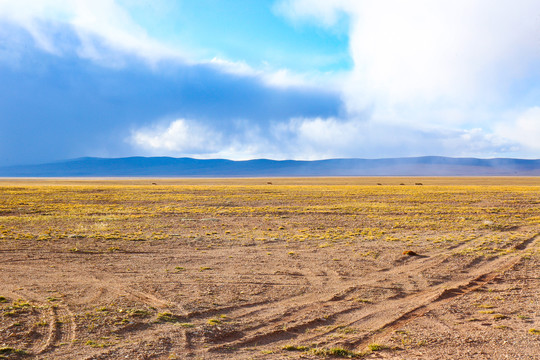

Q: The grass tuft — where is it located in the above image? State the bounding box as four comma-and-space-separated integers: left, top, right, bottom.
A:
368, 343, 387, 351
127, 309, 151, 318
311, 347, 362, 358
207, 318, 221, 325
282, 345, 309, 352
0, 347, 27, 355
156, 312, 180, 323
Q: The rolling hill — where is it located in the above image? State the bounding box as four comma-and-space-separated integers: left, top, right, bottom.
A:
1, 156, 539, 177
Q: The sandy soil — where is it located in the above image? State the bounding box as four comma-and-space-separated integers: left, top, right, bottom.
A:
0, 178, 538, 359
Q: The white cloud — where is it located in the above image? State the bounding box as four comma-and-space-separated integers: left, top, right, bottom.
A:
278, 0, 540, 106
130, 116, 515, 161
277, 0, 540, 157
279, 117, 515, 159
262, 68, 318, 89
207, 56, 333, 89
495, 107, 540, 153
131, 119, 222, 155
0, 0, 185, 64
345, 0, 540, 111
207, 57, 257, 77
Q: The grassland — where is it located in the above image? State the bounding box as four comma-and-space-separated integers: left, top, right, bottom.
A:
0, 178, 538, 359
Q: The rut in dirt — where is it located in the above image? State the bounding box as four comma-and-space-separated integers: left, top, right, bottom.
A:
207, 233, 539, 354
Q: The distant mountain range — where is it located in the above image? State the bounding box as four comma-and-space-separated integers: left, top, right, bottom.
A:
1, 156, 540, 177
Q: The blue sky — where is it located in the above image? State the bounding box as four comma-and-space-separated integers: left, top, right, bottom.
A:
0, 0, 539, 166
120, 0, 351, 72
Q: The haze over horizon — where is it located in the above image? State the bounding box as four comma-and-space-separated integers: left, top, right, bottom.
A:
1, 0, 540, 167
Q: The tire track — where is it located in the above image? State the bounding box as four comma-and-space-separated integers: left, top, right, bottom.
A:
36, 304, 76, 355
85, 271, 173, 310
330, 233, 540, 352
206, 233, 538, 354
210, 249, 450, 347
337, 255, 524, 351
7, 289, 76, 357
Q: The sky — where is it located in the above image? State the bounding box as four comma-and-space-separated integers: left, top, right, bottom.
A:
0, 0, 539, 166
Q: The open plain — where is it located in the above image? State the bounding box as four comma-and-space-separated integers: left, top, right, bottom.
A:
0, 177, 539, 359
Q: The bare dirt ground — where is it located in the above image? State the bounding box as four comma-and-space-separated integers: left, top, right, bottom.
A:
0, 178, 539, 359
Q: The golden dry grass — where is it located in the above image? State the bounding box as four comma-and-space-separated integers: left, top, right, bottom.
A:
0, 178, 538, 359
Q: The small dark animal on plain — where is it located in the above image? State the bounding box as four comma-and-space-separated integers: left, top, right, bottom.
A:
267, 182, 273, 185
152, 183, 157, 185
415, 183, 423, 185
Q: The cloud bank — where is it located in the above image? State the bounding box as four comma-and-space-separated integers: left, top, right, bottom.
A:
0, 0, 539, 165
0, 35, 342, 165
272, 0, 540, 157
133, 0, 540, 159
131, 116, 516, 161
278, 0, 540, 106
